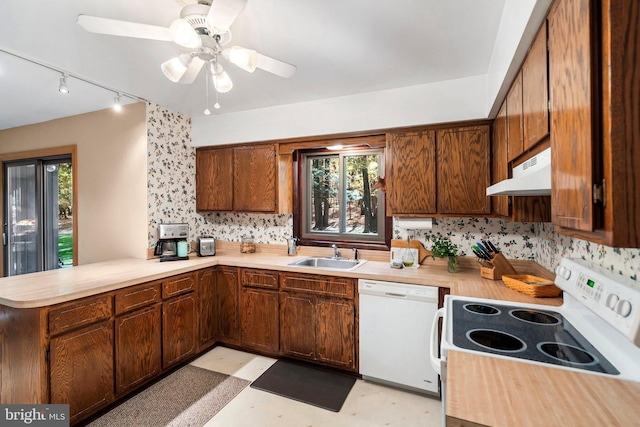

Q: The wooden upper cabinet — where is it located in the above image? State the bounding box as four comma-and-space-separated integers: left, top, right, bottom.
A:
233, 144, 277, 212
437, 126, 491, 215
491, 103, 510, 217
386, 130, 437, 215
507, 72, 524, 162
196, 147, 233, 211
196, 144, 277, 212
548, 0, 596, 233
547, 0, 640, 247
522, 20, 550, 151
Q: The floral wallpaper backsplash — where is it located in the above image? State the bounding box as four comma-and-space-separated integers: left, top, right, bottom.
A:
394, 218, 638, 283
146, 103, 196, 243
145, 104, 638, 283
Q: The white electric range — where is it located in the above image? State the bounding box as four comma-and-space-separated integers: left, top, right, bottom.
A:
429, 257, 640, 425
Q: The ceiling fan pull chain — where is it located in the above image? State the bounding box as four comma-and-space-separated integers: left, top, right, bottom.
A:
204, 61, 211, 115
214, 82, 221, 109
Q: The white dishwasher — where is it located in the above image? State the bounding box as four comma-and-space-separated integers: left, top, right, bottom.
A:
358, 279, 439, 396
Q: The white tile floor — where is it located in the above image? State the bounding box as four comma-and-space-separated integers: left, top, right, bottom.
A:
192, 347, 442, 427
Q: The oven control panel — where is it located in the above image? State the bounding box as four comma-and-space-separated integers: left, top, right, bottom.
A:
556, 258, 640, 346
575, 273, 604, 302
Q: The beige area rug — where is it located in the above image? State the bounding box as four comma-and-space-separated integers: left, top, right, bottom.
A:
87, 365, 250, 427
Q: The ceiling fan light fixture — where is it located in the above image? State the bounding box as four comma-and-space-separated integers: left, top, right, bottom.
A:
211, 62, 233, 93
161, 54, 193, 82
169, 18, 202, 49
223, 46, 257, 73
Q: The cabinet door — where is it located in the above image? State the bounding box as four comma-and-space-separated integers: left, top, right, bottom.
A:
522, 20, 549, 150
316, 297, 355, 370
507, 72, 524, 161
492, 102, 510, 217
437, 126, 491, 214
386, 131, 437, 215
280, 292, 315, 359
115, 304, 161, 396
548, 0, 597, 231
233, 144, 277, 212
240, 288, 279, 353
162, 293, 197, 369
196, 147, 233, 211
197, 268, 217, 349
216, 267, 240, 344
50, 320, 114, 424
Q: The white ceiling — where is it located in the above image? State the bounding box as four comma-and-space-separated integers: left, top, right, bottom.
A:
0, 0, 514, 131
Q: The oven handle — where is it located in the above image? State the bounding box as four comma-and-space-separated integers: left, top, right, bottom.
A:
430, 307, 445, 375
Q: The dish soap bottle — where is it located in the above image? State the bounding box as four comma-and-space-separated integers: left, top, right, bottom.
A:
402, 237, 415, 267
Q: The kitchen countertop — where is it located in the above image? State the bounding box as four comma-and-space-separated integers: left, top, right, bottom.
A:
2, 242, 635, 426
0, 242, 501, 308
446, 351, 640, 426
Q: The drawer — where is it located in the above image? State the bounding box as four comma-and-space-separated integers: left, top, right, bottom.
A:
49, 294, 113, 336
241, 269, 279, 289
162, 273, 196, 299
325, 277, 355, 299
115, 282, 161, 315
280, 273, 327, 294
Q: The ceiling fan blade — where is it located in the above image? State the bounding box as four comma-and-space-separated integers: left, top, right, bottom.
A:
77, 14, 171, 41
206, 0, 248, 32
178, 57, 205, 84
256, 54, 297, 78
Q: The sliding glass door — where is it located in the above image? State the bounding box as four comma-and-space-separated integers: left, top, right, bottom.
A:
4, 156, 73, 276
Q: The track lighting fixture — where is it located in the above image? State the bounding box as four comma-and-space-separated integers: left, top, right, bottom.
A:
113, 94, 122, 111
58, 73, 69, 94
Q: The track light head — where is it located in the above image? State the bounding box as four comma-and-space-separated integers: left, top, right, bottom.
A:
58, 74, 69, 94
113, 95, 122, 111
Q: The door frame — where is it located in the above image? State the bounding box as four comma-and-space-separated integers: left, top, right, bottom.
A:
0, 145, 78, 274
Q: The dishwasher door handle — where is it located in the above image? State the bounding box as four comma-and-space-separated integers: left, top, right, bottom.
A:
384, 292, 407, 298
430, 307, 445, 375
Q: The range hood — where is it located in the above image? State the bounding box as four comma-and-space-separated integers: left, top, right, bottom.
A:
486, 147, 551, 196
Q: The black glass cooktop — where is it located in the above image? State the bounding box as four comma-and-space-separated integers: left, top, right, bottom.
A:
451, 300, 619, 375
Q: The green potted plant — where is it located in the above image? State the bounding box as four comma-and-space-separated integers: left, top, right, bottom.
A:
430, 236, 460, 273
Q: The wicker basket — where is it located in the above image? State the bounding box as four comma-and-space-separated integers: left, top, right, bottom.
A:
501, 274, 562, 297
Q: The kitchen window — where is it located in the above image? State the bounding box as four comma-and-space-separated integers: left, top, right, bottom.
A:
294, 145, 390, 249
1, 147, 77, 276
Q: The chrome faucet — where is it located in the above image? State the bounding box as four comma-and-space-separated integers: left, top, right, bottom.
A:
352, 248, 359, 260
332, 244, 340, 259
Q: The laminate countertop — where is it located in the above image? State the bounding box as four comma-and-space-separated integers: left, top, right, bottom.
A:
0, 242, 539, 309
2, 242, 635, 426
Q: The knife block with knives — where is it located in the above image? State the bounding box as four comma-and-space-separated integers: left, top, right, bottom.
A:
480, 252, 518, 280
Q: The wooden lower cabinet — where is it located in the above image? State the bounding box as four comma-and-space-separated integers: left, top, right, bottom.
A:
316, 297, 355, 369
240, 287, 279, 353
216, 267, 240, 345
162, 293, 197, 369
280, 292, 316, 359
280, 291, 356, 371
49, 320, 114, 424
197, 268, 218, 349
115, 304, 162, 396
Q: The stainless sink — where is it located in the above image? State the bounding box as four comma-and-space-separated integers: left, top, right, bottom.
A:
288, 256, 367, 271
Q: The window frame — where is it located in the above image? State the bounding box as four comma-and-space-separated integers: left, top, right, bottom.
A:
293, 145, 391, 251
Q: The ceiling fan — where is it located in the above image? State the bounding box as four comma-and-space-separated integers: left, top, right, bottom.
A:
77, 0, 296, 98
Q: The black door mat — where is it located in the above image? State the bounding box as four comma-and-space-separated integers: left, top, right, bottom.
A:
250, 359, 356, 412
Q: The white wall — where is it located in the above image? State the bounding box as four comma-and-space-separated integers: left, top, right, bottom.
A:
192, 75, 488, 146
